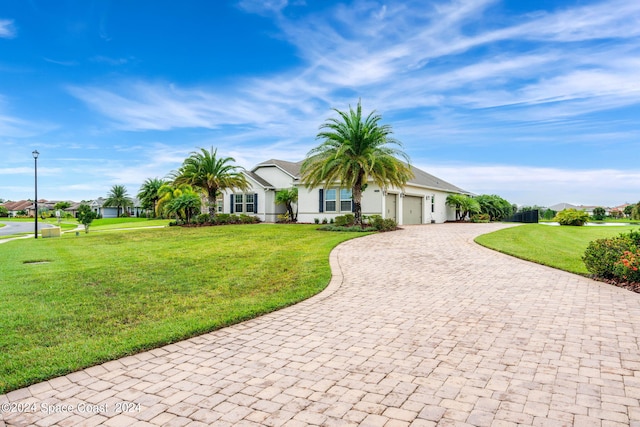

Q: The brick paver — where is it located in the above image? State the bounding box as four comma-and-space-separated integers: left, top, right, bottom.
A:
2, 223, 640, 426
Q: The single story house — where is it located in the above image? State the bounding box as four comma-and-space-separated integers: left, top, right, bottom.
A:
1, 200, 34, 217
220, 159, 470, 225
90, 197, 146, 218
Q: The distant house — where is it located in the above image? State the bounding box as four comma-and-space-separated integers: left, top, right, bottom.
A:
1, 200, 33, 217
90, 197, 145, 218
549, 202, 611, 216
220, 159, 470, 225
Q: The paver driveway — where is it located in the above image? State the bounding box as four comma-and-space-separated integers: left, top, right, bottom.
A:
2, 223, 640, 427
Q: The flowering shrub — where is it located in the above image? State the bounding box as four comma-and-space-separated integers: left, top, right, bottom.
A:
583, 235, 636, 279
615, 250, 640, 282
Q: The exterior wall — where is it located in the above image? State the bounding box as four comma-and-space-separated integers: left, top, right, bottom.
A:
296, 182, 459, 225
253, 166, 296, 190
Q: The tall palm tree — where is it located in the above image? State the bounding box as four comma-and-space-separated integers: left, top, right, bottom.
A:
137, 178, 167, 217
172, 147, 249, 218
104, 184, 133, 217
301, 101, 413, 226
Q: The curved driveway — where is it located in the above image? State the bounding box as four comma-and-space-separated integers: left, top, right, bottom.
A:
2, 223, 640, 426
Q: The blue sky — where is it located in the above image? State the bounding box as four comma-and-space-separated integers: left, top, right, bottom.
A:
1, 0, 639, 207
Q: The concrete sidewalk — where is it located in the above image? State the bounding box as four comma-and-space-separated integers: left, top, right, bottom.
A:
2, 223, 640, 426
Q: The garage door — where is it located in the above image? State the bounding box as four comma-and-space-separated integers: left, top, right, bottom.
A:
402, 195, 422, 225
385, 194, 397, 221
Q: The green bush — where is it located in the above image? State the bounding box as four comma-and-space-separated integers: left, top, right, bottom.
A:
318, 225, 376, 232
470, 213, 490, 223
583, 235, 636, 279
368, 215, 397, 232
334, 214, 355, 227
195, 213, 211, 224
239, 214, 259, 224
554, 209, 590, 226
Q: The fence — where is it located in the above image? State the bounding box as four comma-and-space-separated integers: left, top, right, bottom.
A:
506, 210, 539, 223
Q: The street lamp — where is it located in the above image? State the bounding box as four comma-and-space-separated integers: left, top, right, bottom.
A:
32, 150, 39, 239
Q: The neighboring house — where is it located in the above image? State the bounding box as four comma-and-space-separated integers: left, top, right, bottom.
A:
1, 200, 33, 217
90, 197, 119, 218
90, 197, 145, 218
221, 159, 470, 225
28, 199, 55, 217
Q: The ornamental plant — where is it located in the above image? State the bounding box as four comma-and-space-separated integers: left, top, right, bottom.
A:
583, 235, 635, 278
615, 250, 640, 282
554, 209, 589, 226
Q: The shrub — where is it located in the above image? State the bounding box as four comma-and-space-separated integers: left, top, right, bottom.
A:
554, 209, 589, 226
318, 225, 376, 232
470, 213, 490, 223
614, 250, 640, 282
195, 213, 211, 224
368, 215, 397, 232
314, 218, 320, 224
239, 214, 259, 224
334, 214, 355, 227
321, 218, 328, 224
583, 235, 636, 279
214, 214, 231, 225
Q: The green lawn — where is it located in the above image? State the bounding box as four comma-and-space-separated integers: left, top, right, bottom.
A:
475, 224, 640, 275
0, 224, 366, 393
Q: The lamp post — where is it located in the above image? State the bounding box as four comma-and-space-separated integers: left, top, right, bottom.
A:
32, 150, 39, 239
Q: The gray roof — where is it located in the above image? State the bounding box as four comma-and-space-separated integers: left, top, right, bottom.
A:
253, 159, 468, 194
244, 171, 274, 188
253, 159, 303, 178
407, 165, 470, 194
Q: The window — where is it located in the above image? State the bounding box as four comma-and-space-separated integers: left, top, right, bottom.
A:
234, 194, 244, 213
325, 189, 337, 212
245, 193, 254, 213
340, 189, 352, 212
233, 193, 257, 214
431, 195, 435, 213
217, 199, 223, 213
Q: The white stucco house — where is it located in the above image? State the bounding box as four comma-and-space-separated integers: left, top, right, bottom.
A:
220, 159, 470, 225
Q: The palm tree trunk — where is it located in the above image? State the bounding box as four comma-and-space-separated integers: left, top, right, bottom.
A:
353, 183, 363, 227
208, 190, 217, 218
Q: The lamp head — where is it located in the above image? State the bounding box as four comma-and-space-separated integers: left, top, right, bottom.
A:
32, 150, 39, 160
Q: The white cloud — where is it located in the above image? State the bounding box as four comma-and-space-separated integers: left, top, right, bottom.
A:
0, 19, 16, 38
237, 0, 289, 15
421, 162, 640, 207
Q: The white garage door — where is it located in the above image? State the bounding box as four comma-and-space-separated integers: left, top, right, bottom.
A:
402, 195, 423, 225
385, 194, 397, 221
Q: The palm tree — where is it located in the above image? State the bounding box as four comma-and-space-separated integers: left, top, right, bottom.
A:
172, 147, 249, 218
165, 193, 202, 224
446, 194, 480, 221
156, 183, 198, 219
137, 178, 167, 217
104, 184, 133, 217
275, 187, 298, 222
301, 101, 413, 226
